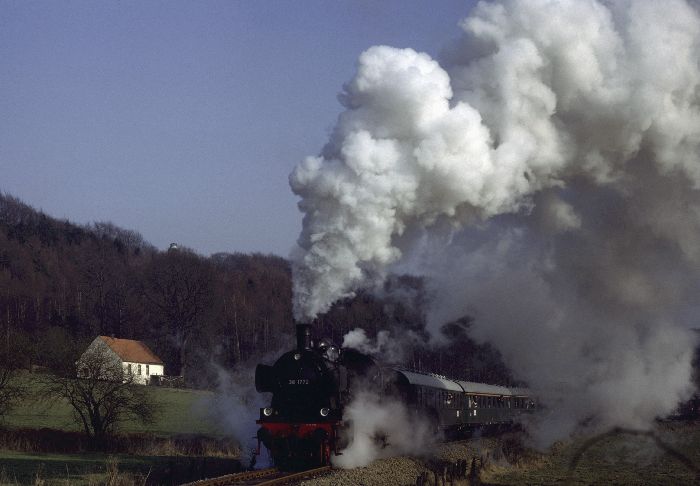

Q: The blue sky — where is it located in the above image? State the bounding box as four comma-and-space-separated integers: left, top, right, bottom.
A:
1, 0, 474, 256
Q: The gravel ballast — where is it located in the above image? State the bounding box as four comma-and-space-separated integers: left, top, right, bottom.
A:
298, 438, 502, 486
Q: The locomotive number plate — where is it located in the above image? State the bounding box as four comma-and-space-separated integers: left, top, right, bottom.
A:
288, 379, 310, 385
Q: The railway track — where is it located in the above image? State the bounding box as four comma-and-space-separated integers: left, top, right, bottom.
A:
180, 466, 332, 486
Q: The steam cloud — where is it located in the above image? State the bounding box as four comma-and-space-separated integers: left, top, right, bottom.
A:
291, 0, 700, 444
333, 390, 437, 468
342, 328, 412, 363
203, 363, 273, 468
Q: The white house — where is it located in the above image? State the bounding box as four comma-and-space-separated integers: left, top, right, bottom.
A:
79, 336, 165, 385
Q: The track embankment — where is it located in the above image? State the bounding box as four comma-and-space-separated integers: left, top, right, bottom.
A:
180, 466, 332, 486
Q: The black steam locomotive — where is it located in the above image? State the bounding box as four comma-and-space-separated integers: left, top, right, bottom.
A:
254, 324, 532, 468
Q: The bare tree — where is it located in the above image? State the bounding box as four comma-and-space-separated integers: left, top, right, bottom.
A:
0, 353, 25, 417
141, 248, 213, 381
43, 346, 159, 439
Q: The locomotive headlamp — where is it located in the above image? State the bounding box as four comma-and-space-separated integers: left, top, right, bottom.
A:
320, 407, 330, 417
294, 353, 301, 360
263, 407, 273, 417
325, 346, 340, 362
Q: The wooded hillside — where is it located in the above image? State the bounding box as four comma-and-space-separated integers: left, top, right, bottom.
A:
0, 192, 513, 387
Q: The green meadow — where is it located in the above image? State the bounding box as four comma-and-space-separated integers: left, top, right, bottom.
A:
0, 373, 241, 485
2, 372, 218, 437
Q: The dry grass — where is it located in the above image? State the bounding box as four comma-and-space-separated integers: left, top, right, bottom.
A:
0, 450, 242, 485
0, 427, 239, 457
480, 421, 700, 485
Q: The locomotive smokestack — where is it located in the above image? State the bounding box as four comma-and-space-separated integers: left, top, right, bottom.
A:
296, 323, 312, 351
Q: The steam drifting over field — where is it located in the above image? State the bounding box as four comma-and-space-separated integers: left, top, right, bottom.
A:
291, 0, 700, 444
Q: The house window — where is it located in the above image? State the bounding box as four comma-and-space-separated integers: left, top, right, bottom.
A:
127, 364, 132, 374
137, 364, 142, 375
146, 364, 150, 376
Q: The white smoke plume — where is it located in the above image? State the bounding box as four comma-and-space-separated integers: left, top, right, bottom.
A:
343, 328, 389, 354
291, 0, 700, 444
342, 327, 415, 363
333, 389, 437, 468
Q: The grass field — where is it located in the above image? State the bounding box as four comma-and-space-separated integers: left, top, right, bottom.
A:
1, 372, 218, 436
483, 422, 700, 485
0, 372, 242, 484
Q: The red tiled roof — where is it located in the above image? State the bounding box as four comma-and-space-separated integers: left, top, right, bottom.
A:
98, 336, 164, 365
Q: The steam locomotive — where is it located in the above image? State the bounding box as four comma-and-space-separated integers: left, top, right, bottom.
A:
254, 324, 532, 468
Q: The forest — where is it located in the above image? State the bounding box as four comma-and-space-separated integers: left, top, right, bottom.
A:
0, 192, 513, 389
